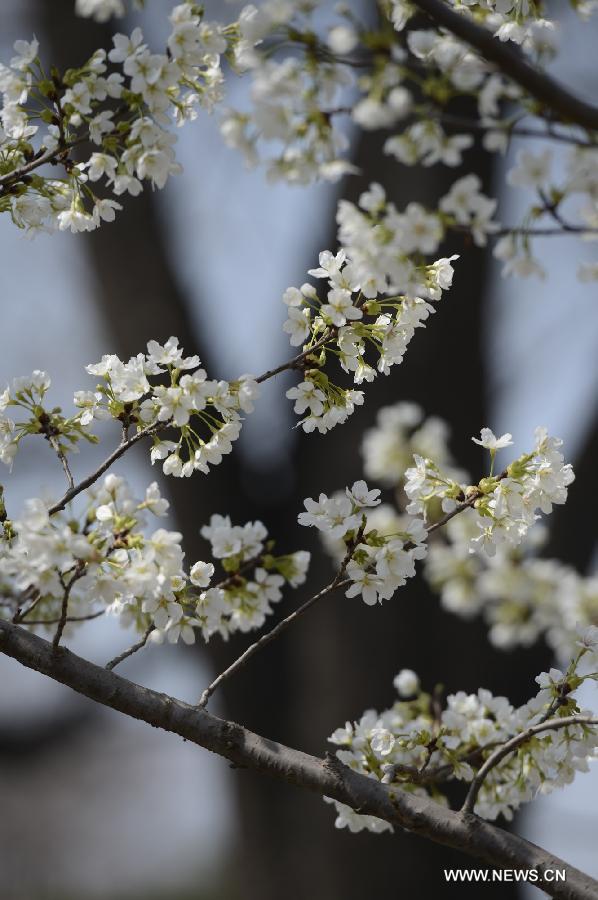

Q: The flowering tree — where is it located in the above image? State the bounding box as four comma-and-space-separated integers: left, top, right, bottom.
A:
1, 1, 598, 895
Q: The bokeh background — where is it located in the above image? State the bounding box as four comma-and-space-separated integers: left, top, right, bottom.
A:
0, 2, 597, 898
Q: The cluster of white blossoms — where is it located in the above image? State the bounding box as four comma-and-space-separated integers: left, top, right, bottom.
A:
0, 369, 91, 471
80, 336, 259, 478
1, 0, 596, 280
405, 426, 574, 556
0, 474, 309, 645
326, 645, 598, 833
315, 406, 575, 615
75, 0, 127, 22
283, 186, 459, 433
299, 480, 428, 606
0, 338, 259, 479
220, 23, 355, 184
194, 514, 310, 640
361, 401, 465, 488
0, 3, 251, 233
358, 401, 592, 662
426, 513, 598, 661
216, 0, 598, 280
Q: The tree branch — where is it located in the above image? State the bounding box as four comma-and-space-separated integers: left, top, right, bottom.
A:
48, 421, 161, 516
199, 486, 501, 709
410, 0, 598, 132
0, 619, 596, 899
462, 715, 598, 815
431, 111, 592, 147
20, 610, 104, 626
52, 568, 83, 649
48, 435, 75, 490
198, 526, 364, 708
105, 622, 154, 671
46, 336, 332, 518
198, 573, 351, 708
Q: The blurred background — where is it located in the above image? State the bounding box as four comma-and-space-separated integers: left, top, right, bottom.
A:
0, 1, 597, 898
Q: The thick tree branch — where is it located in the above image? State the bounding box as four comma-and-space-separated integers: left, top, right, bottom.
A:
0, 619, 596, 899
410, 0, 598, 132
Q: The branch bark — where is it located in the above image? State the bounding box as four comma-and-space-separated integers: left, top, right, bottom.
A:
0, 619, 597, 900
410, 0, 598, 132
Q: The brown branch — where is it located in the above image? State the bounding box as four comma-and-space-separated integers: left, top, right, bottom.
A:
410, 0, 598, 132
462, 716, 598, 815
0, 619, 597, 899
48, 435, 75, 490
0, 141, 80, 195
21, 610, 104, 626
48, 421, 161, 516
425, 470, 507, 536
198, 527, 362, 708
255, 331, 331, 384
105, 622, 154, 671
198, 574, 351, 708
432, 111, 593, 147
52, 568, 84, 648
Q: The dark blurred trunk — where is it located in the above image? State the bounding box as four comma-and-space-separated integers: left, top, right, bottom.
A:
31, 5, 596, 900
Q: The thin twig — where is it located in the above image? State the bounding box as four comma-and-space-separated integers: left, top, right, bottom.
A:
255, 331, 331, 384
105, 623, 155, 671
425, 471, 507, 537
12, 587, 41, 624
0, 141, 79, 193
21, 610, 105, 626
197, 535, 360, 708
48, 435, 75, 490
48, 422, 161, 516
52, 568, 84, 649
432, 111, 593, 148
462, 716, 598, 814
197, 576, 351, 707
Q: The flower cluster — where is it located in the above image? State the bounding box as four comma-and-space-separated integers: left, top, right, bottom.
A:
426, 512, 598, 661
75, 0, 127, 22
0, 338, 259, 480
216, 1, 598, 281
361, 401, 464, 489
0, 475, 199, 643
299, 480, 428, 606
195, 514, 310, 640
326, 655, 598, 833
1, 0, 597, 282
283, 186, 459, 433
78, 336, 259, 478
358, 401, 591, 662
1, 3, 242, 233
221, 35, 354, 184
0, 369, 94, 471
405, 426, 574, 556
0, 475, 309, 646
